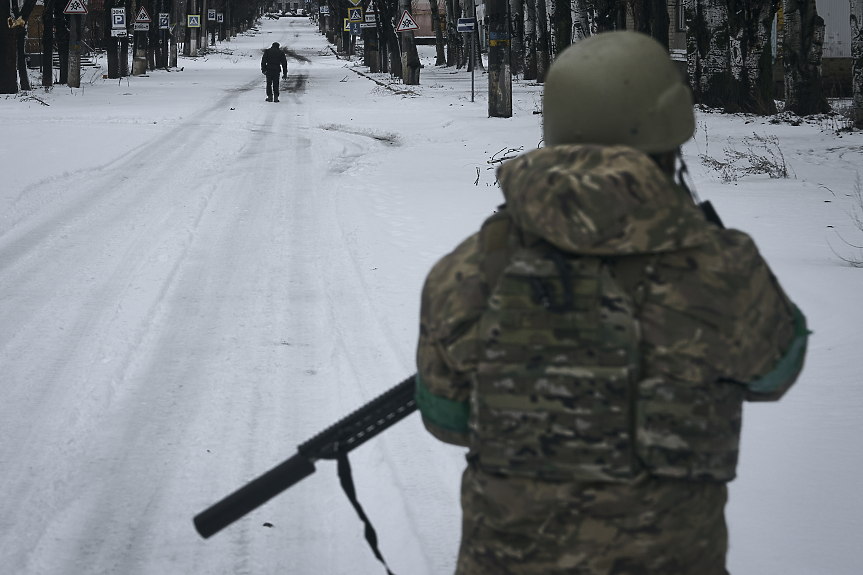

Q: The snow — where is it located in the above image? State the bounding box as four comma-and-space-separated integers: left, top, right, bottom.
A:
1, 17, 860, 575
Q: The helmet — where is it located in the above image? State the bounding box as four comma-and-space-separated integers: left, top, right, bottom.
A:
543, 31, 694, 153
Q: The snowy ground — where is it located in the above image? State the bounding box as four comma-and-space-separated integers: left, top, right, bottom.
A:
1, 17, 861, 575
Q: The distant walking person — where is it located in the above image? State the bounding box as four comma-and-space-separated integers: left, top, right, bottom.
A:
261, 42, 288, 102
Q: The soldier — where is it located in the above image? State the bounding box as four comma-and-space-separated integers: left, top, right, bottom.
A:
261, 42, 288, 102
415, 32, 808, 575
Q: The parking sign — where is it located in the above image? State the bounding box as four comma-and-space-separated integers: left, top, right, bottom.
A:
111, 7, 125, 29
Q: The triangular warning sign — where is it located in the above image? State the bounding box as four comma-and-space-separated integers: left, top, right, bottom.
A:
365, 0, 377, 12
395, 10, 418, 32
63, 0, 87, 14
135, 6, 151, 22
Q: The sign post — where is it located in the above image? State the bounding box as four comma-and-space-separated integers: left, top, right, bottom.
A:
457, 18, 476, 102
133, 6, 151, 75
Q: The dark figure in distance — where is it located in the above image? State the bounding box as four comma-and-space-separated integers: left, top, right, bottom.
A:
261, 42, 288, 102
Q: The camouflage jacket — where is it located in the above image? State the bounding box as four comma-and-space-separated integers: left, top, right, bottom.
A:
416, 144, 807, 482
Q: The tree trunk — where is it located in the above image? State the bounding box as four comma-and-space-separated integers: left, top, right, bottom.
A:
399, 0, 420, 83
510, 0, 523, 75
552, 0, 570, 56
535, 0, 549, 80
430, 0, 445, 65
687, 0, 778, 115
523, 0, 537, 79
444, 0, 457, 66
487, 0, 512, 116
852, 0, 863, 128
782, 0, 829, 114
56, 7, 69, 85
0, 0, 18, 94
42, 0, 54, 86
10, 0, 30, 91
572, 0, 590, 40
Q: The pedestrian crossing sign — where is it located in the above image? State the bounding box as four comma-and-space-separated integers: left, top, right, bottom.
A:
348, 7, 362, 22
395, 10, 418, 32
63, 0, 87, 14
188, 14, 200, 27
135, 6, 151, 22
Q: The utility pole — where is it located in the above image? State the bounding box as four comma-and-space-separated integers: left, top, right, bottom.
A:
486, 0, 511, 116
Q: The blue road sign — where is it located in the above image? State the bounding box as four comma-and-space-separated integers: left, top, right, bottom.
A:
457, 17, 475, 32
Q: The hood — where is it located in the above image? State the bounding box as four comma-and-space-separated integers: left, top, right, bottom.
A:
497, 145, 711, 255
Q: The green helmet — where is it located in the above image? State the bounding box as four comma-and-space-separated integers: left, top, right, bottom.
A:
543, 31, 694, 153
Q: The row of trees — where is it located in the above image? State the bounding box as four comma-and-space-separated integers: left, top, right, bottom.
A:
0, 0, 264, 92
3, 0, 862, 126
317, 0, 861, 125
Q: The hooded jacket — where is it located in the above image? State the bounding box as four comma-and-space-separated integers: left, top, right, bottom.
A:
261, 45, 288, 75
416, 145, 807, 482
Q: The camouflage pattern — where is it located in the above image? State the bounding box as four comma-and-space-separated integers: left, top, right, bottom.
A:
472, 250, 642, 482
456, 464, 730, 575
416, 144, 799, 572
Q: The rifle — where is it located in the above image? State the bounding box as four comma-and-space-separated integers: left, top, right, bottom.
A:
193, 374, 418, 572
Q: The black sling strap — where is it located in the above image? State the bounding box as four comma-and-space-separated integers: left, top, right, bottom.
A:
336, 453, 396, 575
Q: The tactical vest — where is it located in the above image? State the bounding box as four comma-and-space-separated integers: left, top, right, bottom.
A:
470, 215, 642, 482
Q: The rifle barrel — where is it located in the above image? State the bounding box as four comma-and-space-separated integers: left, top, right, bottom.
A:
193, 452, 316, 538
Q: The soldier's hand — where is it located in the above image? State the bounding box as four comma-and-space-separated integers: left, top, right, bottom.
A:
282, 74, 287, 80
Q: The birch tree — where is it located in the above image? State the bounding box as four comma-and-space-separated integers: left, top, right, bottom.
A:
781, 0, 829, 114
572, 0, 592, 40
686, 0, 778, 115
853, 0, 862, 127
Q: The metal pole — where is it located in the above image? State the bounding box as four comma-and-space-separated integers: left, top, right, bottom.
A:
471, 29, 475, 102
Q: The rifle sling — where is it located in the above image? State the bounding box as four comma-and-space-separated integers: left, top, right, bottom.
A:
337, 453, 396, 575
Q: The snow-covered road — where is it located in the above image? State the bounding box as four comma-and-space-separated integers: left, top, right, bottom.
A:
2, 15, 861, 575
1, 19, 471, 575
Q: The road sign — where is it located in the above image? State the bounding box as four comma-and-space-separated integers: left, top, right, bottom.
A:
188, 14, 200, 27
207, 9, 215, 20
63, 0, 87, 14
319, 5, 329, 14
364, 12, 377, 22
360, 21, 376, 28
457, 17, 475, 32
159, 13, 169, 29
111, 29, 127, 37
134, 22, 149, 30
135, 6, 151, 22
395, 10, 418, 32
347, 7, 362, 22
350, 22, 361, 34
343, 18, 350, 32
217, 13, 224, 23
111, 7, 125, 29
348, 0, 362, 5
365, 0, 377, 12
